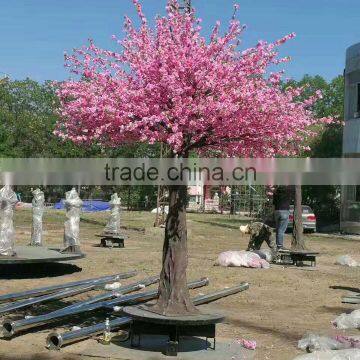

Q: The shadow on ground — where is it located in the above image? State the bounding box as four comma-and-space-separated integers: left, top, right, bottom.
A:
112, 335, 211, 353
0, 263, 82, 279
330, 285, 360, 293
228, 317, 301, 342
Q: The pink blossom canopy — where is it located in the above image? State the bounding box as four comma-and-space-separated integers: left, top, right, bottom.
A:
55, 0, 331, 157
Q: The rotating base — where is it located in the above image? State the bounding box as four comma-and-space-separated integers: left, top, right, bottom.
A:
123, 305, 224, 356
0, 246, 85, 264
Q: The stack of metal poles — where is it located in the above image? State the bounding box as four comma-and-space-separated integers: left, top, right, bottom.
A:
1, 278, 209, 338
46, 282, 250, 350
0, 270, 137, 303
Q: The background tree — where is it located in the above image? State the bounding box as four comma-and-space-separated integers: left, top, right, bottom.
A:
288, 75, 344, 230
0, 77, 159, 205
56, 0, 331, 315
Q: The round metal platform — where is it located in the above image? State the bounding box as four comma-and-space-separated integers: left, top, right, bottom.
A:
0, 246, 85, 264
123, 305, 224, 356
123, 305, 224, 325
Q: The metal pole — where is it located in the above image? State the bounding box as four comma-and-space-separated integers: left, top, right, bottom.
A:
0, 271, 138, 315
192, 282, 249, 305
2, 278, 209, 338
46, 282, 249, 350
49, 275, 159, 314
0, 285, 96, 315
0, 270, 137, 303
47, 316, 131, 350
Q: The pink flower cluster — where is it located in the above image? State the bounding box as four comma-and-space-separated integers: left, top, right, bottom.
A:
55, 0, 332, 157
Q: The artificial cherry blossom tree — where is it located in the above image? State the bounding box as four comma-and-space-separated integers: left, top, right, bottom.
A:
56, 0, 330, 316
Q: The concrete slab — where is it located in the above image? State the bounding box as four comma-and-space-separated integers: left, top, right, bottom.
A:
63, 335, 256, 360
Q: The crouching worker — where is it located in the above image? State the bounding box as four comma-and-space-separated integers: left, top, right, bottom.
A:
240, 222, 277, 261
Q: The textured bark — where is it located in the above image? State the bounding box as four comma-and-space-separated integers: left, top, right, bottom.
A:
291, 185, 306, 250
151, 185, 198, 316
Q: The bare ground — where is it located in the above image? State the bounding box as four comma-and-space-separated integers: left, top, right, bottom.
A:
0, 209, 359, 360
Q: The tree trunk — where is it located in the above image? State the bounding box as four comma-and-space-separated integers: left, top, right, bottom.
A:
151, 185, 198, 316
291, 185, 306, 250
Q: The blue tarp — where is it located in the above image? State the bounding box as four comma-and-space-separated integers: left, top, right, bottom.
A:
54, 199, 110, 212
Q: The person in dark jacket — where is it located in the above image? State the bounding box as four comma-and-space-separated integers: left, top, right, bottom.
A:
273, 186, 294, 250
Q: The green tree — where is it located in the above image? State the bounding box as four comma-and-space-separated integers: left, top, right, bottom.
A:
0, 78, 159, 204
289, 75, 344, 228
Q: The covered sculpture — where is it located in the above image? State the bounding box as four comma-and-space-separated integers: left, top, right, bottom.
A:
0, 186, 18, 256
30, 188, 45, 246
62, 188, 83, 253
103, 193, 121, 235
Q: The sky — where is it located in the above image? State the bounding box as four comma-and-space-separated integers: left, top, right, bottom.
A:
0, 0, 359, 82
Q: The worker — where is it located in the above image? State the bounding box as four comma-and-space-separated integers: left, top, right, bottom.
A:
273, 186, 294, 251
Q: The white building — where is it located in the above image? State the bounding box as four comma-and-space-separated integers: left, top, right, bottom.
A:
341, 42, 360, 234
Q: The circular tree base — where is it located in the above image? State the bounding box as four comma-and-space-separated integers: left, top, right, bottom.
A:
123, 305, 224, 356
0, 246, 85, 264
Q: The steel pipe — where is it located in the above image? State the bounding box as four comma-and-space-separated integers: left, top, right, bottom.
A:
0, 284, 96, 315
0, 272, 140, 315
47, 316, 131, 350
192, 282, 249, 305
0, 270, 137, 303
46, 281, 249, 350
2, 278, 208, 338
49, 275, 160, 314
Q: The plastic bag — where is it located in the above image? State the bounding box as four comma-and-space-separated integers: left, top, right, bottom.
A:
253, 249, 274, 262
335, 335, 360, 349
298, 333, 346, 352
292, 348, 360, 360
332, 309, 360, 330
104, 282, 122, 290
30, 188, 45, 246
335, 255, 359, 267
216, 251, 270, 269
237, 338, 257, 350
63, 188, 83, 248
0, 186, 18, 256
104, 193, 121, 235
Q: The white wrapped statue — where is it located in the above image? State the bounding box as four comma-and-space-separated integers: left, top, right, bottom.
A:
62, 188, 83, 252
30, 188, 45, 246
103, 193, 121, 235
0, 186, 18, 256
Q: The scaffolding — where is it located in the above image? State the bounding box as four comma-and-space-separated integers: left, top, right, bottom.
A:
230, 186, 270, 218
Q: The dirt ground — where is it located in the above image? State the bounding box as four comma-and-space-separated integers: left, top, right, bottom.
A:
0, 209, 359, 360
